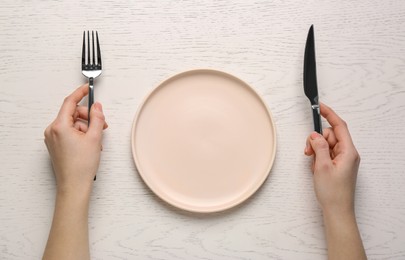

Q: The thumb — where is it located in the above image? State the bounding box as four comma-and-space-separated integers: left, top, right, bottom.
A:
87, 102, 106, 140
308, 132, 332, 170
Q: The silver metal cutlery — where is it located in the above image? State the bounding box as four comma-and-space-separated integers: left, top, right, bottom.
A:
82, 31, 102, 125
81, 31, 102, 180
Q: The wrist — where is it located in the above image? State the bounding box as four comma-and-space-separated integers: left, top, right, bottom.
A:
320, 199, 355, 219
321, 205, 366, 260
322, 206, 357, 227
56, 182, 93, 202
52, 186, 92, 225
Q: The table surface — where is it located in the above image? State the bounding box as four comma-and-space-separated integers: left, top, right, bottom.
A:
1, 1, 405, 259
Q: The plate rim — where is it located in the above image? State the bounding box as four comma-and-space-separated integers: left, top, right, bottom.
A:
131, 68, 277, 213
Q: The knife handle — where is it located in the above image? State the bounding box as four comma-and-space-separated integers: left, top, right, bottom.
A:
311, 105, 322, 134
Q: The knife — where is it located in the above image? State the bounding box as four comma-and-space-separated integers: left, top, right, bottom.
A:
303, 25, 322, 134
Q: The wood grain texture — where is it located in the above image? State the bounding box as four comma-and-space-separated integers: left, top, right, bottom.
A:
1, 0, 405, 259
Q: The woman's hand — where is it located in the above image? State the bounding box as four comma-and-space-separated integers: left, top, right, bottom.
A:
43, 84, 108, 260
44, 84, 108, 194
304, 103, 360, 215
304, 103, 366, 260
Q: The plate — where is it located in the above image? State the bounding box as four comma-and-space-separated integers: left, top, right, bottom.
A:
131, 69, 276, 213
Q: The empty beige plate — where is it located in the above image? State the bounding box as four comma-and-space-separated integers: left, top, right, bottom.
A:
131, 69, 276, 213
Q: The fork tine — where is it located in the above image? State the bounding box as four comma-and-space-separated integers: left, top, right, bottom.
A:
92, 31, 95, 65
87, 31, 90, 65
96, 31, 102, 67
82, 31, 85, 67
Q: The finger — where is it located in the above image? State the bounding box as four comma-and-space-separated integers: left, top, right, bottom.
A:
308, 132, 333, 172
74, 120, 89, 133
74, 105, 108, 129
306, 128, 337, 157
57, 84, 89, 123
305, 136, 314, 156
320, 103, 353, 147
311, 158, 315, 173
322, 127, 338, 159
74, 105, 89, 121
322, 127, 337, 148
87, 102, 106, 141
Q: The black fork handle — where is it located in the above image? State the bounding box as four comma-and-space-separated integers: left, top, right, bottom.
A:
88, 78, 96, 181
88, 77, 94, 125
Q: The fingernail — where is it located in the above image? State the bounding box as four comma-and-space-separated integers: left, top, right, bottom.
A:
310, 132, 321, 140
95, 102, 103, 112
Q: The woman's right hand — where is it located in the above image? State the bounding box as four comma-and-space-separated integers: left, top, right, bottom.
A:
304, 103, 366, 260
304, 103, 361, 215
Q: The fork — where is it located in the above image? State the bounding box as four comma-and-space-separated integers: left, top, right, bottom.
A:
82, 31, 102, 125
82, 31, 102, 181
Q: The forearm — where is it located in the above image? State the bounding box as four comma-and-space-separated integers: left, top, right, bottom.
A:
323, 208, 367, 260
43, 188, 92, 260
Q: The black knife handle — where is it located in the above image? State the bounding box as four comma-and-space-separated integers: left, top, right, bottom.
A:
311, 105, 322, 134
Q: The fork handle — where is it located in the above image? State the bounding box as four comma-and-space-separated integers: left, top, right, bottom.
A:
88, 78, 96, 181
88, 77, 94, 125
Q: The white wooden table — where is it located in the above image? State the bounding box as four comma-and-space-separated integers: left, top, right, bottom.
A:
1, 1, 405, 259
